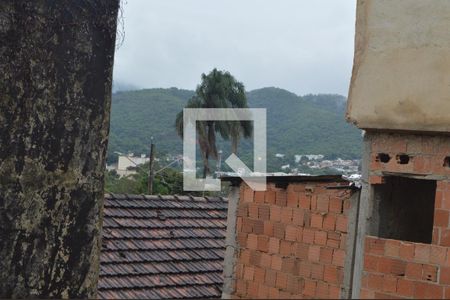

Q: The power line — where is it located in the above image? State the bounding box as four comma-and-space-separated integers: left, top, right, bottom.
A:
155, 157, 183, 174
112, 151, 183, 177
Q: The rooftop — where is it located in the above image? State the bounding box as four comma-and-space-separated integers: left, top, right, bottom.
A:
220, 174, 351, 188
98, 194, 228, 299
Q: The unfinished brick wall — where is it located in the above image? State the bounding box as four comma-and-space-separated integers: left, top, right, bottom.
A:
361, 132, 450, 299
368, 133, 450, 183
361, 236, 450, 299
436, 181, 450, 247
232, 179, 355, 299
368, 133, 450, 245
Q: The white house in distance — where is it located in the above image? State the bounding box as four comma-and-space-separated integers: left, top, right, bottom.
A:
116, 153, 149, 177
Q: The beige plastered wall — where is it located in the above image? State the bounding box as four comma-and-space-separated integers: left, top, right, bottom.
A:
346, 0, 450, 132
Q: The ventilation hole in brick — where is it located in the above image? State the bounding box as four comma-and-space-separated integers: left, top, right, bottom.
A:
376, 153, 391, 163
396, 154, 410, 164
305, 186, 314, 194
444, 157, 450, 168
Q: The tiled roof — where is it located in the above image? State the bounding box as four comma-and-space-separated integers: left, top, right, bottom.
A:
99, 194, 228, 299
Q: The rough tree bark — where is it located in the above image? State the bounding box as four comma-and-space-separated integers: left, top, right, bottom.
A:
0, 1, 119, 297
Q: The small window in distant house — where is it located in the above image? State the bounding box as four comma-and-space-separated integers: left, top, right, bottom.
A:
370, 176, 435, 244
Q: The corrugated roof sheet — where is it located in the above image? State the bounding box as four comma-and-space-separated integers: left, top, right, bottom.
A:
98, 194, 228, 299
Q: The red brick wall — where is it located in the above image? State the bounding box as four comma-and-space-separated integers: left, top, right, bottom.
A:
435, 181, 450, 247
368, 133, 450, 246
232, 180, 353, 299
361, 236, 450, 299
362, 132, 450, 299
369, 133, 450, 181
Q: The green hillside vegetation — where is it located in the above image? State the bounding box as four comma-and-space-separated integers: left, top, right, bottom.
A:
108, 88, 194, 162
246, 88, 361, 160
108, 87, 362, 170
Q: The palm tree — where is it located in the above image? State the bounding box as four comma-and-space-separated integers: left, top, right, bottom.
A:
176, 69, 252, 177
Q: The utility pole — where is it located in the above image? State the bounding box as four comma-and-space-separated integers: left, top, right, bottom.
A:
148, 143, 155, 194
216, 149, 223, 175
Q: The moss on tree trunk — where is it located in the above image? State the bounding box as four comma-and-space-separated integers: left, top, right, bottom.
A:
0, 1, 119, 297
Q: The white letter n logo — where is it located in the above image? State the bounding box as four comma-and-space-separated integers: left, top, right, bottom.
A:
183, 108, 266, 191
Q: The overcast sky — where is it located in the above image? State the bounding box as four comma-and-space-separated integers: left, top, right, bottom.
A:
113, 0, 357, 96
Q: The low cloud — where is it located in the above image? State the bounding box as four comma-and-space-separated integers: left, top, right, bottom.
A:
113, 0, 356, 96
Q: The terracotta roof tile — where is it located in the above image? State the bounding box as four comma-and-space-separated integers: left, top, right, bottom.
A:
99, 194, 227, 299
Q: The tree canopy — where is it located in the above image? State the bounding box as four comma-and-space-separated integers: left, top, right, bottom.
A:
175, 69, 252, 177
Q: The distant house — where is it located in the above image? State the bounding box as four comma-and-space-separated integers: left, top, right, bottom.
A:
116, 154, 149, 176
98, 194, 228, 299
294, 154, 325, 163
280, 164, 290, 170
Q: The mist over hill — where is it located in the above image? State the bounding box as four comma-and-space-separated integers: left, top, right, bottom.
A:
107, 87, 362, 170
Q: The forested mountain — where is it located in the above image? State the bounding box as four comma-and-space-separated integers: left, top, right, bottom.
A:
108, 88, 194, 161
245, 88, 361, 161
107, 87, 362, 166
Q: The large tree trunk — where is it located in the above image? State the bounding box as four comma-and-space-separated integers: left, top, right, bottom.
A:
0, 1, 119, 298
